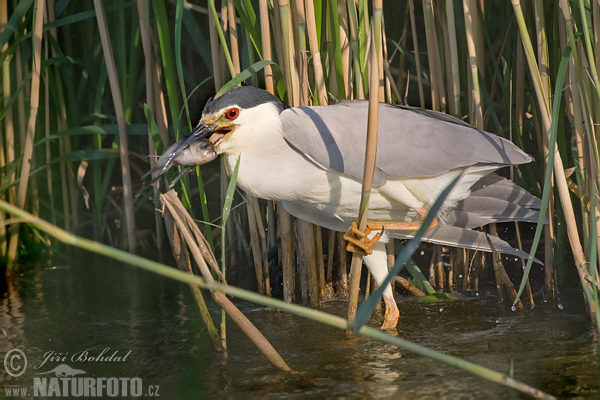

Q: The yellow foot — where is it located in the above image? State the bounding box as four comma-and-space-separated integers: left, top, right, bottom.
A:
381, 294, 400, 330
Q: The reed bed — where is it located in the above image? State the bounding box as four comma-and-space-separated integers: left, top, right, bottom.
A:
0, 0, 599, 396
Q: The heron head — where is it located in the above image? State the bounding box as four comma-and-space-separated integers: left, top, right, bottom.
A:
160, 86, 287, 172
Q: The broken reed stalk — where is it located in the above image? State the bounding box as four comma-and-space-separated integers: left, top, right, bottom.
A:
162, 202, 223, 352
347, 6, 382, 332
395, 276, 426, 297
487, 234, 524, 310
160, 190, 290, 371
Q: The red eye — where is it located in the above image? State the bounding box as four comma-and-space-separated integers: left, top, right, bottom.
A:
225, 108, 239, 120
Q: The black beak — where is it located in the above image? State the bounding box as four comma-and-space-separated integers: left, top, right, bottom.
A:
160, 123, 215, 173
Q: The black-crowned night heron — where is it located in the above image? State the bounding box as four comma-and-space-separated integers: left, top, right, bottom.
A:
157, 86, 540, 330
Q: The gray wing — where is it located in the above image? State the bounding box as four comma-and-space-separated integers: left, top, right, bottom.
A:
389, 225, 542, 264
281, 102, 533, 187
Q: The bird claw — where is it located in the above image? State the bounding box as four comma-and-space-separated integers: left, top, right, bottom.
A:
343, 222, 383, 255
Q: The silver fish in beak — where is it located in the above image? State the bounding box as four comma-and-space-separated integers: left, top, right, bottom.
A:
137, 137, 217, 197
159, 123, 215, 173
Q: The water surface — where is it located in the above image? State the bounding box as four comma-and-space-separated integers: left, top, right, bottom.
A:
1, 251, 598, 399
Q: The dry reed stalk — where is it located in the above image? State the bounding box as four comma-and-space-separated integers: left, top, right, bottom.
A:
428, 249, 436, 286
515, 30, 552, 295
462, 0, 483, 127
327, 229, 335, 282
514, 222, 535, 307
491, 254, 504, 302
247, 199, 266, 294
346, 0, 363, 100
267, 201, 277, 251
41, 29, 50, 220
291, 0, 306, 53
381, 19, 391, 103
161, 191, 290, 371
162, 203, 223, 351
534, 0, 558, 295
298, 41, 310, 107
336, 232, 349, 297
445, 0, 461, 117
6, 0, 45, 271
277, 0, 296, 105
1, 4, 14, 208
259, 2, 294, 301
279, 206, 295, 303
487, 234, 524, 309
304, 0, 327, 104
257, 6, 281, 295
271, 0, 286, 87
395, 5, 410, 101
233, 212, 251, 261
45, 0, 74, 226
293, 41, 321, 304
514, 0, 597, 323
227, 0, 241, 74
250, 197, 271, 296
220, 0, 230, 78
297, 220, 319, 307
136, 0, 164, 253
395, 276, 425, 297
15, 43, 27, 146
259, 0, 275, 92
93, 0, 137, 252
316, 226, 330, 300
61, 129, 77, 229
0, 0, 11, 255
347, 8, 382, 330
386, 239, 395, 298
436, 250, 444, 290
338, 0, 351, 98
208, 2, 224, 89
422, 0, 443, 111
220, 164, 237, 269
448, 254, 455, 293
471, 0, 484, 77
595, 1, 600, 73
408, 0, 425, 107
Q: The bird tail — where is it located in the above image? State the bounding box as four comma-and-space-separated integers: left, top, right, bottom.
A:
389, 174, 543, 263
